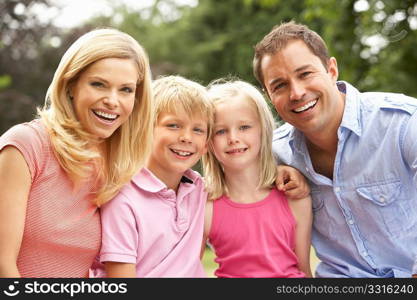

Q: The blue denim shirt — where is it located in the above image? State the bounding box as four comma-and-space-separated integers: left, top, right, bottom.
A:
272, 81, 417, 277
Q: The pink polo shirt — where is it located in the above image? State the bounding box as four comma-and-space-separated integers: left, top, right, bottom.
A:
93, 167, 207, 277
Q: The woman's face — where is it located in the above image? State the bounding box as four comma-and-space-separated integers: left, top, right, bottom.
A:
71, 57, 139, 141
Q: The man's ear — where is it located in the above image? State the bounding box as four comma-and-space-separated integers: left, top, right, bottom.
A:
327, 57, 339, 83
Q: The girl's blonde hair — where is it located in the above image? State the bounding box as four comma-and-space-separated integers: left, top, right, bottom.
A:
152, 75, 213, 137
202, 79, 277, 200
38, 28, 153, 206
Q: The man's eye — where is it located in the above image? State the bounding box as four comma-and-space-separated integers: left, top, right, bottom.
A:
273, 83, 286, 92
300, 71, 312, 78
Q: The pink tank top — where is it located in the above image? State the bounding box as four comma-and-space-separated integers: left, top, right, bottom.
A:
0, 120, 101, 277
208, 188, 305, 278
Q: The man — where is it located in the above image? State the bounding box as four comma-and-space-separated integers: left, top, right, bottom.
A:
253, 21, 417, 277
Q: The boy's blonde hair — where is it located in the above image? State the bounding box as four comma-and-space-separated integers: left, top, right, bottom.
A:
38, 28, 154, 206
202, 79, 278, 200
152, 75, 213, 137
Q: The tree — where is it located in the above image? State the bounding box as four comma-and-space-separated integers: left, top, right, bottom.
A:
0, 0, 62, 133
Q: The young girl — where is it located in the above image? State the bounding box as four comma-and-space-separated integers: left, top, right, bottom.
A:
202, 79, 312, 278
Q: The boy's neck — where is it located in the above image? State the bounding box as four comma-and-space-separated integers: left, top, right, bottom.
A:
146, 162, 184, 193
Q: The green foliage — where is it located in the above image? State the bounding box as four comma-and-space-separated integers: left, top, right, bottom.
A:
1, 0, 417, 134
0, 75, 11, 91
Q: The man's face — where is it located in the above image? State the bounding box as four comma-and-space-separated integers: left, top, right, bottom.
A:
261, 40, 342, 137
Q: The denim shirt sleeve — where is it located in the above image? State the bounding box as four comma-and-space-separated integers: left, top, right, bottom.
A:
402, 111, 417, 184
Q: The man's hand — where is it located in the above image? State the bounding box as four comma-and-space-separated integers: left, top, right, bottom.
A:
276, 165, 310, 200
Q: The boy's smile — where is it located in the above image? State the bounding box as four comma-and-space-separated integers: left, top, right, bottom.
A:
147, 108, 208, 190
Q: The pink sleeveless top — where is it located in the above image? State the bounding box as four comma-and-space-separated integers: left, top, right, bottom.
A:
0, 120, 101, 277
208, 188, 305, 278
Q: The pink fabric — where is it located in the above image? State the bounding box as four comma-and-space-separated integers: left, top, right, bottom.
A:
208, 188, 305, 278
0, 120, 101, 277
92, 167, 206, 277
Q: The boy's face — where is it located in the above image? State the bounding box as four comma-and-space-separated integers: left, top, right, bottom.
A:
147, 107, 208, 183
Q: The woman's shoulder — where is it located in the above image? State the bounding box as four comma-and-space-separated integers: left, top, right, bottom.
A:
1, 119, 49, 148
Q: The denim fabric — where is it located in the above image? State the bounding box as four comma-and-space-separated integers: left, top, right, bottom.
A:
273, 81, 417, 277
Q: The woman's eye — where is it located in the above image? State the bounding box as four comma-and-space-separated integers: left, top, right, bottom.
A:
121, 87, 134, 93
90, 81, 104, 87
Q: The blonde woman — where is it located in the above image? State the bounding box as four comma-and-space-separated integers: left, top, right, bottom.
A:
202, 80, 312, 278
0, 28, 153, 277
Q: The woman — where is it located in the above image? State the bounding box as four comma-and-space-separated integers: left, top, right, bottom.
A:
0, 28, 153, 277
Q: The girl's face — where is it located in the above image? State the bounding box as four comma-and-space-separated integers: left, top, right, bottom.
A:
71, 57, 139, 141
211, 96, 262, 172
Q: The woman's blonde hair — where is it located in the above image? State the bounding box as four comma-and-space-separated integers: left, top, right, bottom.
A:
202, 79, 277, 200
38, 28, 153, 206
152, 75, 213, 137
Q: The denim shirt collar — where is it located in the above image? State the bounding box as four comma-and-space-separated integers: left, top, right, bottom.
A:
339, 81, 362, 137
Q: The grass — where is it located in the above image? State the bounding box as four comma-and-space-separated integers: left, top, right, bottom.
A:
202, 246, 321, 277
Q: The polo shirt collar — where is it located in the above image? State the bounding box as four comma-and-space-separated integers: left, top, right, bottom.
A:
132, 168, 195, 193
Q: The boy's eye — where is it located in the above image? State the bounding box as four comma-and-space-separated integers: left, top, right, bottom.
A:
166, 123, 179, 129
194, 127, 205, 134
215, 129, 226, 135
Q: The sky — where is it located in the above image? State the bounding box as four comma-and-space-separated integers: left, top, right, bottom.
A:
34, 0, 197, 28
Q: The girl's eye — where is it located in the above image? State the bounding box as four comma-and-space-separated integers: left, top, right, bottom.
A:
215, 129, 225, 135
240, 125, 251, 130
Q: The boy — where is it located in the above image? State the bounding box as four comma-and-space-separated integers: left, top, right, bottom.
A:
94, 75, 213, 277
